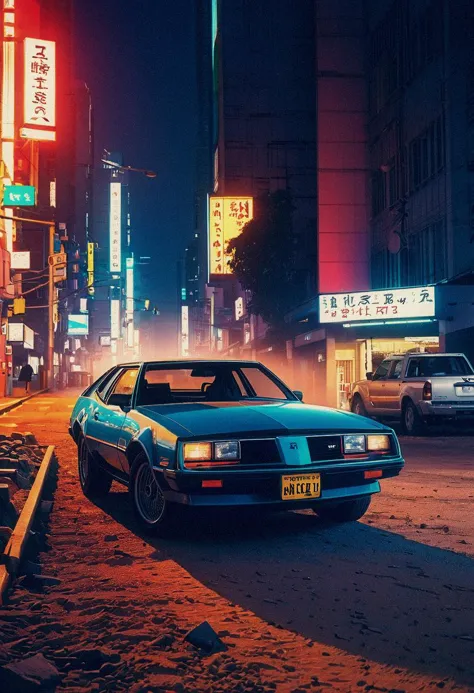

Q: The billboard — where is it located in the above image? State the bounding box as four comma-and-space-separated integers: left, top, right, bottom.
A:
209, 197, 253, 276
319, 286, 436, 324
3, 185, 36, 207
67, 314, 89, 336
23, 38, 56, 141
109, 182, 122, 273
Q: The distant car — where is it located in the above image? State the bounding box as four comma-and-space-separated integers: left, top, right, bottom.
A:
349, 353, 474, 434
70, 360, 404, 533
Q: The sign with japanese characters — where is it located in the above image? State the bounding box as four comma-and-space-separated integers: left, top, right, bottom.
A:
209, 196, 253, 275
109, 182, 122, 273
3, 185, 36, 207
23, 38, 56, 140
319, 286, 436, 324
181, 305, 189, 356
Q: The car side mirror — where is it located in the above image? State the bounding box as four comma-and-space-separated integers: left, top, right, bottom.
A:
366, 372, 373, 380
108, 393, 131, 411
293, 390, 304, 401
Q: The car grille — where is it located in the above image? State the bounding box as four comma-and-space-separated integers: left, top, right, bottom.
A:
307, 435, 344, 463
240, 439, 282, 466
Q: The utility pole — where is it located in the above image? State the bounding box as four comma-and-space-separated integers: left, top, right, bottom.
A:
0, 214, 57, 390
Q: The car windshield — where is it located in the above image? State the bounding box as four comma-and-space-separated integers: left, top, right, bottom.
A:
407, 356, 473, 378
135, 363, 294, 406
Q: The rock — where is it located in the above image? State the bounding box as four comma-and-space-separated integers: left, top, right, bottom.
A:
184, 621, 227, 655
18, 574, 61, 589
0, 653, 60, 692
75, 648, 115, 669
99, 661, 120, 676
10, 434, 25, 442
151, 634, 175, 649
104, 534, 118, 542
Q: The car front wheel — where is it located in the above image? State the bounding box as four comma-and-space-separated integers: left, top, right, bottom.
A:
130, 453, 176, 534
351, 395, 367, 417
314, 496, 371, 523
78, 435, 112, 498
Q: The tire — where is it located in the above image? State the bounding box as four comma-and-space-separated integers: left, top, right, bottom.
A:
351, 395, 367, 417
78, 435, 112, 498
314, 496, 371, 523
402, 399, 424, 435
129, 453, 176, 534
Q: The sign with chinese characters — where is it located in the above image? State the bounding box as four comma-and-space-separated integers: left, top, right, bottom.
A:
319, 286, 436, 324
23, 38, 56, 141
181, 305, 189, 356
11, 251, 31, 270
109, 182, 122, 273
67, 314, 89, 336
3, 185, 36, 207
110, 299, 120, 340
87, 242, 94, 295
235, 297, 244, 321
126, 257, 134, 321
209, 196, 253, 275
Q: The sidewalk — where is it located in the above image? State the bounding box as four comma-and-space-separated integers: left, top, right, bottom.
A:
0, 389, 48, 416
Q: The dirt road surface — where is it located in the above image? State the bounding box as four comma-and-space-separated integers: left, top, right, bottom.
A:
0, 392, 473, 693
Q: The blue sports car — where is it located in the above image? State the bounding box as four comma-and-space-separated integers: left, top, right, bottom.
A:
69, 360, 404, 533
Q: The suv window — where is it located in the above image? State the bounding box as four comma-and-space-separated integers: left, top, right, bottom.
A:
108, 368, 139, 398
373, 360, 391, 380
389, 360, 403, 379
407, 356, 473, 378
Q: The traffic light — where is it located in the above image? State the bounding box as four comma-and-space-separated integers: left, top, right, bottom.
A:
13, 298, 26, 315
152, 307, 160, 316
144, 299, 150, 311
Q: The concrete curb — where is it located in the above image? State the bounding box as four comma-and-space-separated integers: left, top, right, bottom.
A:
0, 389, 49, 417
0, 445, 55, 603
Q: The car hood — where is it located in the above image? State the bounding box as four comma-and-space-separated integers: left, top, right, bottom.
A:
134, 400, 389, 439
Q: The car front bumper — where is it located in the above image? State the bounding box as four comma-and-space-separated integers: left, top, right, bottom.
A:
159, 458, 404, 509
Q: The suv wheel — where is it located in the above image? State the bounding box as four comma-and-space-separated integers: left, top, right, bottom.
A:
351, 395, 367, 417
314, 496, 371, 523
78, 435, 112, 498
402, 400, 423, 435
130, 453, 176, 534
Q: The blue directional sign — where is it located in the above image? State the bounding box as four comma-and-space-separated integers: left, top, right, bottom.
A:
3, 185, 36, 207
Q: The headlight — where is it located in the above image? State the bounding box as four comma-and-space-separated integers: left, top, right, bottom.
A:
367, 434, 391, 452
184, 442, 212, 462
214, 441, 240, 461
344, 434, 366, 454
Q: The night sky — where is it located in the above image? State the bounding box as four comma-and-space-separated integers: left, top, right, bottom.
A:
75, 0, 197, 318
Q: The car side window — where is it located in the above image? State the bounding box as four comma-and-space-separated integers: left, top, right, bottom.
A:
373, 360, 391, 380
389, 360, 403, 380
108, 368, 139, 399
96, 368, 120, 401
406, 359, 419, 378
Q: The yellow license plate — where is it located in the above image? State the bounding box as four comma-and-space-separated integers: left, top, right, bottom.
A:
281, 473, 321, 501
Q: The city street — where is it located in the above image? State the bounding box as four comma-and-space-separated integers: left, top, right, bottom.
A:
0, 392, 473, 692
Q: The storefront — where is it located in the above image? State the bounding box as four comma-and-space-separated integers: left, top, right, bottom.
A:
292, 284, 474, 409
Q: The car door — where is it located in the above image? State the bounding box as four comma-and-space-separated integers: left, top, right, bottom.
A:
368, 359, 393, 413
85, 368, 120, 458
88, 367, 139, 471
383, 359, 404, 411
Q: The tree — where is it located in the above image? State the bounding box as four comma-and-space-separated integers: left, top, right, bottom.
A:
228, 190, 305, 336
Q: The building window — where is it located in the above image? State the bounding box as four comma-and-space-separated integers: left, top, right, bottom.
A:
408, 115, 445, 192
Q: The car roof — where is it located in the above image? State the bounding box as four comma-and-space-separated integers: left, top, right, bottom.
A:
389, 353, 467, 359
116, 359, 263, 368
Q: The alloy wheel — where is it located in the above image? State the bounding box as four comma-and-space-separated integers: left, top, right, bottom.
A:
134, 463, 165, 524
